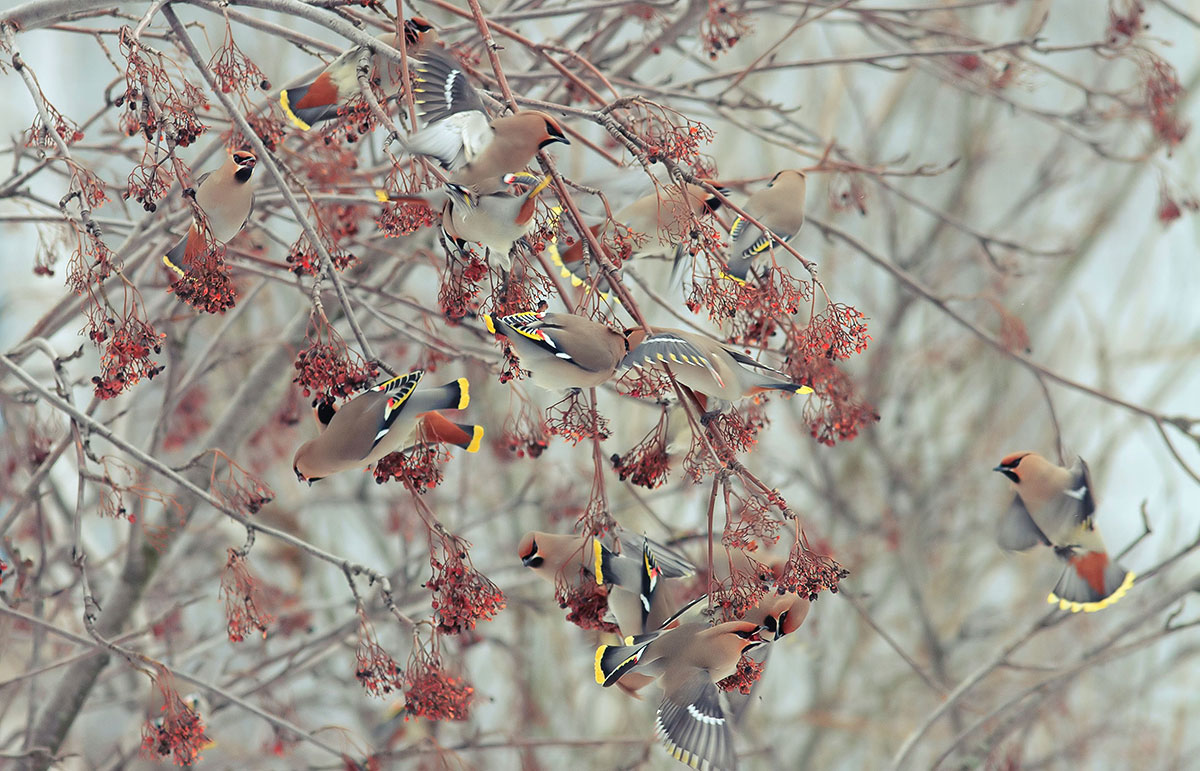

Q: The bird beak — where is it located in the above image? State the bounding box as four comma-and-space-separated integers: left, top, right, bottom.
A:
520, 554, 536, 567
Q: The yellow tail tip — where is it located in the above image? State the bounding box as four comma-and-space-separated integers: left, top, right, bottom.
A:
162, 255, 185, 277
482, 313, 496, 334
593, 538, 605, 586
594, 645, 608, 684
1048, 571, 1136, 613
466, 425, 484, 453
456, 378, 470, 410
718, 270, 747, 285
375, 189, 391, 203
279, 89, 311, 131
798, 384, 815, 395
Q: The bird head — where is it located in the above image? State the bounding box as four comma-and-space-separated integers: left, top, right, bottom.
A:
769, 169, 807, 186
538, 115, 570, 149
993, 451, 1033, 484
518, 532, 543, 567
292, 446, 323, 486
694, 180, 728, 213
404, 17, 434, 45
232, 150, 256, 169
622, 327, 648, 350
232, 150, 256, 183
730, 622, 766, 651
312, 399, 337, 428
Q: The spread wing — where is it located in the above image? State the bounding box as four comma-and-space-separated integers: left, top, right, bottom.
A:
413, 50, 488, 123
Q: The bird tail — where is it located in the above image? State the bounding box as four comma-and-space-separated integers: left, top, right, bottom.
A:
559, 223, 604, 265
594, 636, 652, 686
417, 412, 484, 452
162, 233, 189, 277
1049, 549, 1135, 612
749, 380, 815, 396
280, 85, 325, 131
435, 378, 470, 411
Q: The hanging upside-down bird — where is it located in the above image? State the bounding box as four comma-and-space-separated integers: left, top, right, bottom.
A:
403, 50, 570, 194
382, 173, 554, 270
518, 530, 695, 635
292, 370, 479, 484
558, 183, 724, 268
720, 170, 807, 283
621, 327, 813, 414
163, 150, 256, 274
993, 451, 1135, 612
280, 18, 439, 131
595, 620, 765, 771
481, 311, 629, 391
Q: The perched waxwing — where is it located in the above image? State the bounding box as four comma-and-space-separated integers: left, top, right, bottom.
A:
380, 173, 553, 270
519, 531, 694, 635
994, 451, 1136, 612
442, 174, 553, 270
720, 170, 807, 283
622, 327, 813, 412
404, 50, 569, 193
480, 311, 629, 391
280, 19, 438, 131
311, 398, 479, 454
595, 620, 765, 771
163, 150, 256, 273
560, 183, 724, 268
292, 370, 476, 484
718, 549, 813, 640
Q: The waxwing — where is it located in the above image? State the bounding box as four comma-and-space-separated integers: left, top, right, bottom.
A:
994, 451, 1135, 612
481, 311, 629, 391
163, 150, 256, 274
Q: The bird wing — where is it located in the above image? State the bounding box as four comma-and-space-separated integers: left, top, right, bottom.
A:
616, 533, 696, 579
539, 316, 623, 375
405, 111, 491, 170
721, 346, 782, 374
621, 333, 725, 388
996, 494, 1051, 551
367, 371, 426, 450
413, 51, 488, 118
657, 671, 737, 771
1031, 458, 1099, 545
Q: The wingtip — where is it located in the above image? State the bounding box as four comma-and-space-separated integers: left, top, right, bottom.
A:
456, 377, 470, 410
279, 89, 312, 131
466, 425, 484, 453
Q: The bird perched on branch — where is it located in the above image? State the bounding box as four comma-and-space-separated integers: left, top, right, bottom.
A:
621, 327, 813, 414
558, 183, 724, 270
382, 173, 553, 270
519, 530, 695, 635
403, 50, 570, 193
481, 311, 629, 391
162, 149, 256, 274
595, 620, 765, 771
280, 18, 438, 131
720, 170, 807, 283
993, 451, 1136, 612
292, 370, 478, 484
